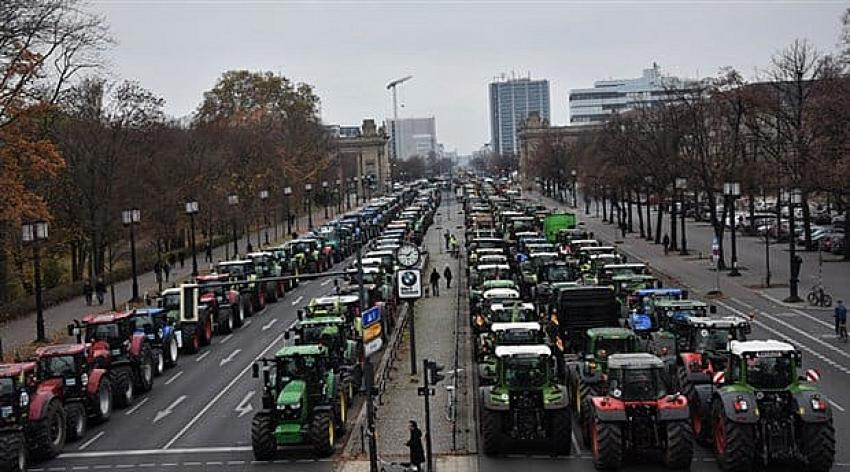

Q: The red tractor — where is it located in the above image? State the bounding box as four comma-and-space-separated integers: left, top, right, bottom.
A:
34, 344, 113, 441
0, 362, 66, 466
69, 311, 155, 407
586, 353, 693, 470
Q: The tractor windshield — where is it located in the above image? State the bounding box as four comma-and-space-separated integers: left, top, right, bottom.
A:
694, 328, 731, 352
41, 355, 76, 378
86, 323, 120, 342
491, 308, 536, 323
0, 378, 15, 404
219, 265, 248, 278
504, 356, 547, 389
612, 368, 666, 401
745, 355, 793, 389
595, 338, 633, 358
545, 265, 574, 282
162, 293, 180, 310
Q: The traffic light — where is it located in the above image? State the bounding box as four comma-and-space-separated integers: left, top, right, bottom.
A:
426, 360, 445, 385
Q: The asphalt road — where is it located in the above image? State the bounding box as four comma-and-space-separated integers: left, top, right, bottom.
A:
34, 261, 354, 472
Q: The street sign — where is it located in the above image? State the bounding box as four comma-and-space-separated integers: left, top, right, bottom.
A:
362, 306, 381, 328
417, 387, 435, 396
398, 269, 422, 299
364, 323, 382, 343
364, 338, 383, 358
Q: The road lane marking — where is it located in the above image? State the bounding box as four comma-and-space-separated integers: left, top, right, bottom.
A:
235, 390, 255, 418
243, 319, 252, 326
153, 395, 187, 423
164, 371, 183, 385
162, 331, 287, 449
261, 319, 278, 331
291, 295, 303, 306
77, 431, 104, 451
829, 399, 846, 412
60, 447, 253, 459
321, 279, 332, 286
219, 334, 233, 344
219, 349, 242, 367
124, 397, 149, 415
195, 352, 210, 363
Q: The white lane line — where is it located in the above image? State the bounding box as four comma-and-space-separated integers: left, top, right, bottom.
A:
124, 397, 149, 415
829, 399, 846, 412
235, 390, 255, 418
162, 331, 287, 449
321, 279, 332, 286
60, 446, 253, 459
164, 371, 183, 385
790, 307, 835, 330
730, 297, 755, 309
261, 319, 278, 331
291, 295, 303, 306
195, 351, 210, 363
77, 431, 104, 451
219, 334, 234, 344
153, 395, 187, 423
243, 319, 252, 326
219, 349, 242, 367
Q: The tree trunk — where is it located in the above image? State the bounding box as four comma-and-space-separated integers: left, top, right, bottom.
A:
645, 191, 653, 240
655, 202, 664, 244
70, 241, 80, 282
627, 193, 634, 233
748, 193, 756, 234
602, 193, 608, 222
708, 191, 727, 270
636, 190, 645, 238
801, 191, 813, 251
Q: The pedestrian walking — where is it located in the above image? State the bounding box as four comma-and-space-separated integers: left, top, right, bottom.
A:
663, 233, 671, 256
429, 268, 441, 297
444, 266, 453, 289
205, 242, 213, 263
449, 234, 459, 258
95, 278, 106, 305
405, 420, 425, 471
620, 222, 627, 239
179, 251, 185, 269
443, 230, 450, 250
154, 260, 163, 285
83, 279, 93, 306
834, 300, 847, 338
163, 261, 171, 283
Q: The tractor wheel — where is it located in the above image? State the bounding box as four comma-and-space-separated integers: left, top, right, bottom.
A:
110, 366, 134, 408
65, 403, 87, 441
675, 366, 695, 400
201, 316, 213, 346
258, 290, 266, 310
90, 376, 113, 424
267, 287, 277, 304
233, 305, 244, 328
663, 420, 694, 469
581, 397, 593, 447
28, 399, 66, 460
153, 348, 165, 377
802, 420, 835, 472
251, 412, 277, 461
136, 345, 155, 393
336, 390, 348, 433
309, 411, 335, 457
591, 419, 622, 470
712, 402, 755, 472
0, 431, 26, 472
165, 336, 179, 367
480, 408, 503, 455
219, 310, 234, 335
548, 407, 572, 455
245, 298, 255, 317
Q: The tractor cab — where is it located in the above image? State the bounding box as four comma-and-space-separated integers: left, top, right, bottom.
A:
291, 316, 357, 366
611, 274, 659, 303
34, 344, 90, 395
0, 362, 37, 430
651, 299, 710, 334
606, 353, 670, 401
625, 287, 685, 318
75, 311, 137, 361
306, 295, 361, 326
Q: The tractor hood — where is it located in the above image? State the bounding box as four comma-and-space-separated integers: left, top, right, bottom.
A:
277, 380, 306, 407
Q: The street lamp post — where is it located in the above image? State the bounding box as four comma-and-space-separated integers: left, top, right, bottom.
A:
724, 181, 742, 276
228, 194, 239, 256
322, 181, 329, 219
336, 179, 342, 214
22, 221, 48, 342
260, 190, 269, 246
122, 209, 141, 300
305, 183, 313, 229
283, 187, 293, 237
185, 201, 199, 276
644, 176, 653, 241
571, 169, 578, 208
785, 188, 803, 302
676, 178, 688, 255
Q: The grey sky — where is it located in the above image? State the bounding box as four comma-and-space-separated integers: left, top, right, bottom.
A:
92, 0, 845, 154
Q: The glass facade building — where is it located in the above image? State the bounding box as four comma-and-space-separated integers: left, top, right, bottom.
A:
489, 77, 550, 156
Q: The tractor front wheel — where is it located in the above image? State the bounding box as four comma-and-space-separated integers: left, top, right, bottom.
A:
201, 317, 213, 346
153, 348, 165, 377
712, 402, 755, 472
675, 366, 695, 400
219, 311, 234, 334
0, 431, 26, 472
548, 407, 572, 455
591, 418, 622, 470
310, 411, 335, 457
136, 345, 155, 393
480, 408, 503, 455
251, 413, 277, 461
111, 366, 134, 408
28, 399, 66, 460
90, 376, 113, 423
66, 403, 87, 441
166, 336, 179, 367
802, 420, 835, 472
663, 420, 694, 469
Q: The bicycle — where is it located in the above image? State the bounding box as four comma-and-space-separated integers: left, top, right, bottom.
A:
807, 284, 833, 307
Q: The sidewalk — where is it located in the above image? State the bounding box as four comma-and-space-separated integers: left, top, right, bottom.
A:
0, 209, 335, 357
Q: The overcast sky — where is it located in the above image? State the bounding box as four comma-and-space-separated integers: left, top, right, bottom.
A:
91, 0, 845, 154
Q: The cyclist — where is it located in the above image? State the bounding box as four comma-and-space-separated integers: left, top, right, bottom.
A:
835, 300, 847, 341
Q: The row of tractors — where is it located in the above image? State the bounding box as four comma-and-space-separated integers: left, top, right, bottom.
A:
461, 178, 835, 471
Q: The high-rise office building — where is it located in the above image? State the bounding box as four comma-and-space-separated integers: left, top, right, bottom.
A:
387, 117, 437, 161
489, 76, 551, 156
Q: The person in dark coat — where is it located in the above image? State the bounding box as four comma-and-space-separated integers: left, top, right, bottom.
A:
95, 278, 106, 305
205, 243, 213, 263
429, 268, 441, 297
405, 420, 425, 471
444, 266, 453, 289
83, 279, 93, 306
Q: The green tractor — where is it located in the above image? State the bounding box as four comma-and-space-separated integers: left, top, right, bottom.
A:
707, 340, 834, 472
479, 345, 572, 455
250, 345, 347, 460
477, 322, 547, 385
289, 316, 363, 400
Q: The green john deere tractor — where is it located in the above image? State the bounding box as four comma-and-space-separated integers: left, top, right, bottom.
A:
708, 340, 834, 472
250, 345, 347, 460
479, 345, 571, 455
290, 316, 363, 400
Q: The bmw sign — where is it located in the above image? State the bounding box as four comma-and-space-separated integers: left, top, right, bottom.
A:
397, 269, 422, 299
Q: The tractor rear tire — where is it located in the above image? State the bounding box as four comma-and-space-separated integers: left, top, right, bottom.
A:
480, 408, 503, 455
153, 348, 165, 377
233, 306, 244, 328
0, 431, 26, 472
802, 420, 835, 472
219, 311, 234, 335
663, 420, 694, 469
591, 419, 622, 470
675, 366, 695, 400
136, 345, 155, 393
201, 316, 213, 346
111, 366, 134, 408
165, 336, 179, 367
336, 390, 348, 434
28, 398, 66, 460
251, 412, 277, 461
712, 402, 755, 472
66, 403, 87, 441
548, 407, 572, 455
309, 411, 335, 457
90, 376, 113, 424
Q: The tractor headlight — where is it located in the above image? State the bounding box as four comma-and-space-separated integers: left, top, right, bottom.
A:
19, 392, 29, 408
289, 402, 301, 410
276, 404, 287, 411
81, 373, 89, 386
